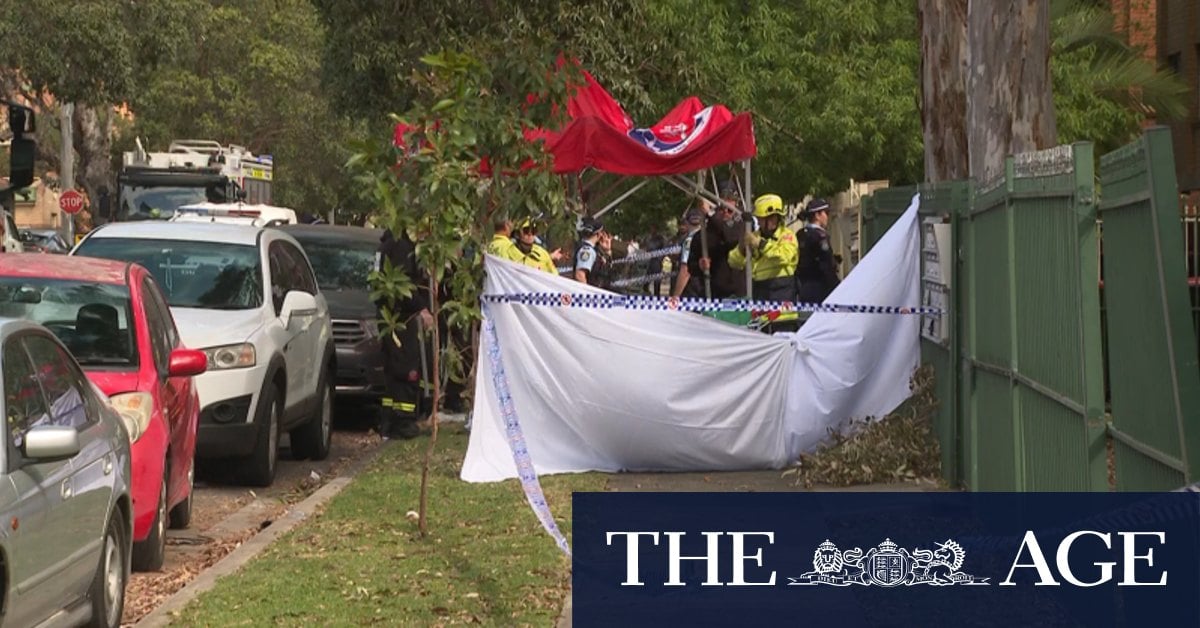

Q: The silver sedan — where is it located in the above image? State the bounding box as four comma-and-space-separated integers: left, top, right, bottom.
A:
0, 318, 133, 628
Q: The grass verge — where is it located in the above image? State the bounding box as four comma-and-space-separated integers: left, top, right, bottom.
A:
171, 424, 606, 626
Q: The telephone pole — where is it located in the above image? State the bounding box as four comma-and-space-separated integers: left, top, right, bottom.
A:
60, 102, 75, 244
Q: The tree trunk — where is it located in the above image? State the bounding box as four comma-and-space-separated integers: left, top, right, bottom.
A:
966, 0, 1057, 183
919, 0, 969, 183
73, 105, 114, 222
418, 276, 441, 537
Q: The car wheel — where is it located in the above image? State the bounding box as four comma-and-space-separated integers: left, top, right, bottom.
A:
131, 473, 167, 572
169, 458, 194, 529
86, 511, 127, 628
291, 373, 333, 461
241, 385, 280, 487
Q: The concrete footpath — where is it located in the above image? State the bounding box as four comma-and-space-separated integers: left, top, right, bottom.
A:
554, 471, 946, 628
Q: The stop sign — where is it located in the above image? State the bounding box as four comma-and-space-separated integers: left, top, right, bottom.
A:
59, 189, 85, 215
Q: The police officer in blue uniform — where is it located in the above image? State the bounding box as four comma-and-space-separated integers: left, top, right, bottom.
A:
573, 217, 613, 289
795, 198, 841, 303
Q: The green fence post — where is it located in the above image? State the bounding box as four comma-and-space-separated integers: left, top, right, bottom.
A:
963, 175, 981, 491
1071, 142, 1109, 491
1099, 127, 1200, 489
1003, 156, 1024, 491
951, 180, 969, 488
1145, 129, 1200, 484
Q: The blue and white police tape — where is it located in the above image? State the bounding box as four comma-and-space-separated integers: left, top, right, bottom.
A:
555, 245, 684, 274
611, 244, 682, 265
481, 303, 572, 557
609, 271, 678, 289
481, 292, 943, 316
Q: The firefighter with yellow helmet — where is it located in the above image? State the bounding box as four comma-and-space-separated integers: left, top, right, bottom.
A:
729, 193, 799, 302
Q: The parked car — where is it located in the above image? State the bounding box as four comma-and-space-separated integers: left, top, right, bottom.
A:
0, 254, 207, 572
0, 317, 132, 627
18, 228, 72, 254
73, 222, 335, 487
275, 224, 388, 403
1, 208, 23, 253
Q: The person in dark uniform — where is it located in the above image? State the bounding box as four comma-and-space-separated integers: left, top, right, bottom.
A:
374, 227, 434, 439
671, 208, 705, 297
795, 198, 841, 304
573, 217, 613, 289
690, 180, 747, 299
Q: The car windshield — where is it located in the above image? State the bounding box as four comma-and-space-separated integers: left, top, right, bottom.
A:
118, 185, 209, 221
293, 237, 375, 291
75, 238, 263, 310
0, 278, 138, 368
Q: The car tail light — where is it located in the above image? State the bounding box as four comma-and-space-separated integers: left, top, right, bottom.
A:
110, 392, 154, 443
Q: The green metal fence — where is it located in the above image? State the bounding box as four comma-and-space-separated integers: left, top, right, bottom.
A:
916, 182, 968, 488
862, 143, 1108, 491
863, 182, 969, 486
1097, 127, 1200, 489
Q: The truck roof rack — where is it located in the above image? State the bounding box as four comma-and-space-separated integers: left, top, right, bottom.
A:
168, 140, 252, 156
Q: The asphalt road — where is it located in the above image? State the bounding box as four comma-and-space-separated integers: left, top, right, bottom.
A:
188, 399, 383, 532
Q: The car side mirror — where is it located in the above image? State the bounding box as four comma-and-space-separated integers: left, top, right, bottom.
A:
168, 348, 208, 378
23, 425, 81, 462
280, 290, 318, 328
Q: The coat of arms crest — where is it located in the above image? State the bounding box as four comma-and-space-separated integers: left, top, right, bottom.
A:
788, 538, 989, 587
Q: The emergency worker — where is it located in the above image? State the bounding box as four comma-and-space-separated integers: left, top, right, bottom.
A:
728, 194, 798, 302
691, 180, 747, 299
486, 217, 522, 261
574, 217, 613, 288
513, 217, 558, 274
374, 227, 433, 439
795, 197, 841, 303
671, 208, 705, 297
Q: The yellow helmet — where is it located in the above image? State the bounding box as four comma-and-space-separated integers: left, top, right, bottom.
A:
517, 215, 542, 233
753, 194, 785, 218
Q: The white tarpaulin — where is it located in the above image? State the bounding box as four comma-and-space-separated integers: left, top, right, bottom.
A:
461, 194, 924, 482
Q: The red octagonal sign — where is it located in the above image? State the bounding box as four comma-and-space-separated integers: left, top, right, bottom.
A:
59, 189, 85, 215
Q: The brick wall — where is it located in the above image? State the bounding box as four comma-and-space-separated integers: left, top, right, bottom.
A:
1113, 0, 1158, 59
1157, 0, 1200, 192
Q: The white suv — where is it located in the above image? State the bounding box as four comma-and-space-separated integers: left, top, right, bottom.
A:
72, 221, 335, 486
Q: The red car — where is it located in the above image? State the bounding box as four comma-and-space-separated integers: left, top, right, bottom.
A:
0, 254, 206, 572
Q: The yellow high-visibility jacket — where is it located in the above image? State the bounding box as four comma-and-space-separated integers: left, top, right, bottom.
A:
729, 228, 799, 281
516, 243, 558, 274
487, 234, 523, 262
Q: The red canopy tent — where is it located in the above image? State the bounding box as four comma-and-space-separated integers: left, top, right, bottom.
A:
538, 69, 759, 297
395, 64, 760, 296
528, 69, 756, 177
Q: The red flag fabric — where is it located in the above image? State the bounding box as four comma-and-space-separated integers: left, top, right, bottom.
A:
394, 65, 756, 177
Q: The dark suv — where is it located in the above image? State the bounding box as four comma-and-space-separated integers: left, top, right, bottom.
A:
276, 224, 388, 401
